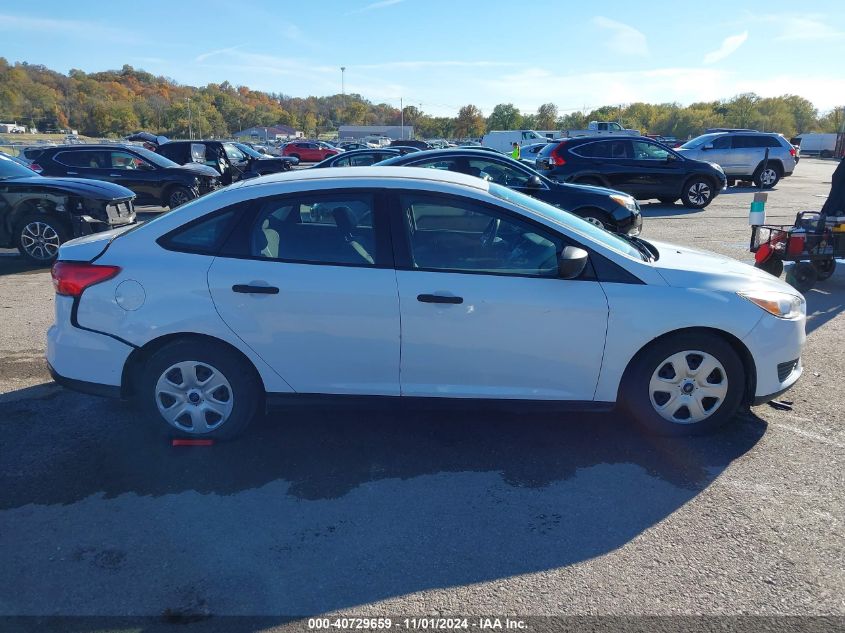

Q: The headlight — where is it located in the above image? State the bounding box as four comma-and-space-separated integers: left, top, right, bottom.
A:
610, 194, 637, 212
738, 290, 805, 319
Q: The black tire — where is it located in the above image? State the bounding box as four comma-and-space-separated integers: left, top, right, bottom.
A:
753, 164, 781, 189
813, 258, 836, 280
681, 177, 715, 209
167, 185, 196, 209
15, 212, 70, 264
574, 176, 603, 186
577, 208, 611, 230
621, 332, 745, 436
820, 150, 833, 159
657, 197, 678, 205
786, 261, 818, 293
137, 340, 261, 440
754, 256, 784, 278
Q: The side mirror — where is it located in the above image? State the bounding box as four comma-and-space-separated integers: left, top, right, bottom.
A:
558, 246, 589, 280
527, 175, 543, 188
702, 144, 714, 151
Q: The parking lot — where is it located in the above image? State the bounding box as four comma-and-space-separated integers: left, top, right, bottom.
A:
0, 159, 843, 621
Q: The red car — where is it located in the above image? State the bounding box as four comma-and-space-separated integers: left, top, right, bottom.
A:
282, 141, 340, 162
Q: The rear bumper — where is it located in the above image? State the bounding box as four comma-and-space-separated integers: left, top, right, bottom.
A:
48, 362, 122, 398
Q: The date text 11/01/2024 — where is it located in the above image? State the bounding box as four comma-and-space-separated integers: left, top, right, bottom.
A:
307, 617, 528, 630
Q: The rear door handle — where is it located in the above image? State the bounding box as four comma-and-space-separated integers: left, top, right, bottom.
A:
417, 294, 463, 304
66, 171, 78, 175
232, 284, 279, 294
109, 173, 122, 177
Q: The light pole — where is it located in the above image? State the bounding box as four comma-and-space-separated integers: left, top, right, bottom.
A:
340, 66, 346, 131
186, 97, 192, 140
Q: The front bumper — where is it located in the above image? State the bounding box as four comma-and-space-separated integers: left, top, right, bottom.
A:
742, 311, 805, 404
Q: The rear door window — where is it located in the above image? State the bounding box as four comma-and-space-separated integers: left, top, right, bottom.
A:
54, 150, 109, 168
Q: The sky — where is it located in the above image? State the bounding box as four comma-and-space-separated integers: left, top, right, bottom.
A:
2, 0, 844, 117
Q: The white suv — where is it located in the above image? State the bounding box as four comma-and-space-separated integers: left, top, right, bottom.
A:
47, 168, 805, 439
676, 132, 798, 188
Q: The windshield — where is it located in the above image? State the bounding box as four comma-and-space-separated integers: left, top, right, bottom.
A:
679, 133, 722, 150
487, 183, 645, 260
133, 146, 180, 168
0, 154, 38, 179
234, 143, 263, 158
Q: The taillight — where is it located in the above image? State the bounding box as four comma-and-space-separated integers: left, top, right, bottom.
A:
550, 143, 567, 166
51, 262, 120, 297
789, 147, 797, 157
29, 162, 43, 173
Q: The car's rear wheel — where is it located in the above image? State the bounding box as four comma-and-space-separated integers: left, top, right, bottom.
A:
681, 177, 714, 208
622, 332, 745, 436
138, 341, 261, 439
167, 185, 196, 209
754, 164, 781, 189
16, 213, 69, 264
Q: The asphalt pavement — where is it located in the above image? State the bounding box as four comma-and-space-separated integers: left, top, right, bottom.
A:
0, 159, 842, 624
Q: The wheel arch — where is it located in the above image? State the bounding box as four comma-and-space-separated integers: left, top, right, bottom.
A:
680, 172, 719, 196
753, 159, 784, 175
121, 332, 268, 401
618, 326, 757, 406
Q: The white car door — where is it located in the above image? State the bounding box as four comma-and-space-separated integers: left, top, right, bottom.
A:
392, 191, 609, 400
207, 191, 401, 395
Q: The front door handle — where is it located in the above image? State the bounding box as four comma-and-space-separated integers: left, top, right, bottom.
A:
417, 294, 463, 304
232, 284, 279, 294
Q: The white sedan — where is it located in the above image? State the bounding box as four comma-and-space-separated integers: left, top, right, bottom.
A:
47, 167, 805, 438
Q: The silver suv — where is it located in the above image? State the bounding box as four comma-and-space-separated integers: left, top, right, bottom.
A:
676, 131, 797, 189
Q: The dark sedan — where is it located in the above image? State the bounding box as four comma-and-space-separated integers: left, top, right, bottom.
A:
535, 136, 727, 209
30, 144, 219, 209
0, 153, 136, 263
375, 149, 642, 234
312, 148, 403, 168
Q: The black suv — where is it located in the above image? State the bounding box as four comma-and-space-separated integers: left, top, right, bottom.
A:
376, 148, 642, 234
156, 140, 297, 186
30, 145, 219, 209
535, 136, 727, 209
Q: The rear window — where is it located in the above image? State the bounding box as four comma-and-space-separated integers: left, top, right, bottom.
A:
537, 142, 563, 157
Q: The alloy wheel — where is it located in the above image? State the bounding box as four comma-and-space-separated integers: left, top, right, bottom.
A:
687, 182, 711, 206
20, 221, 61, 261
154, 360, 234, 434
170, 189, 191, 207
648, 350, 728, 424
760, 168, 778, 187
584, 216, 605, 229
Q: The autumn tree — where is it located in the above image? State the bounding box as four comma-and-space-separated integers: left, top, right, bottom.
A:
535, 103, 558, 129
454, 104, 485, 138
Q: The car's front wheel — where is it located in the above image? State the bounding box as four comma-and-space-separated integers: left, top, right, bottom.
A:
16, 213, 69, 264
622, 332, 745, 436
167, 185, 196, 209
577, 208, 611, 230
138, 340, 261, 439
681, 177, 715, 209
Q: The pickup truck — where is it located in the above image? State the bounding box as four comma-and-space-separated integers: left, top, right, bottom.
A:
563, 121, 640, 138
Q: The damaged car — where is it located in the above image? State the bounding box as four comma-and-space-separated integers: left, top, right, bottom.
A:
0, 153, 136, 264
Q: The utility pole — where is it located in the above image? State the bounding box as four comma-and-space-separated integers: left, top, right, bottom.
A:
186, 97, 192, 140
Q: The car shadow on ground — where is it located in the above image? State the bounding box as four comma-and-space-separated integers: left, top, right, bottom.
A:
638, 201, 705, 218
801, 264, 845, 334
0, 255, 49, 277
1, 383, 767, 616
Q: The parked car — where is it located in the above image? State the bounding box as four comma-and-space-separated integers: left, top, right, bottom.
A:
156, 140, 296, 186
518, 142, 550, 166
312, 148, 403, 168
338, 142, 370, 151
29, 145, 219, 209
0, 153, 135, 263
535, 136, 727, 209
282, 141, 340, 162
676, 132, 797, 188
47, 167, 806, 440
376, 148, 642, 233
389, 139, 431, 150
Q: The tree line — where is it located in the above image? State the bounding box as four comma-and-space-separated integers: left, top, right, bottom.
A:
0, 59, 841, 140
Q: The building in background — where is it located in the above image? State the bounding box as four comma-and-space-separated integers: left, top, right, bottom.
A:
234, 125, 302, 141
338, 125, 413, 141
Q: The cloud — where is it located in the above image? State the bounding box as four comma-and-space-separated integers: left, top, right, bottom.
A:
703, 31, 748, 64
347, 0, 404, 15
592, 16, 649, 57
195, 45, 247, 63
0, 12, 137, 42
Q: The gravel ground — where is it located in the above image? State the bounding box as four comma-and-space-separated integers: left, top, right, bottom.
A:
0, 159, 842, 623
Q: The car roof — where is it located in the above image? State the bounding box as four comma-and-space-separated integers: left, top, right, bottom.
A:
238, 165, 491, 192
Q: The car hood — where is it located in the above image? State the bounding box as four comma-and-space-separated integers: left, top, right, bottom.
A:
555, 181, 628, 198
175, 163, 220, 178
6, 176, 135, 201
648, 240, 797, 293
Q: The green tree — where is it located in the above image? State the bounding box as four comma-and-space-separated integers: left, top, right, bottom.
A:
535, 103, 558, 129
486, 103, 522, 131
454, 104, 485, 138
